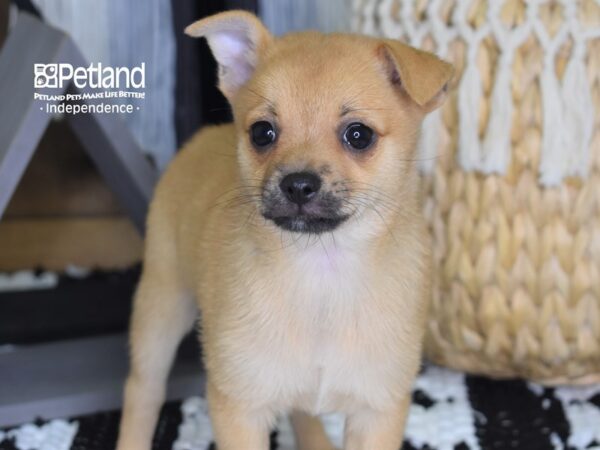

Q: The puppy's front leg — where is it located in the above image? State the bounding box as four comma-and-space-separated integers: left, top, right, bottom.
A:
117, 269, 196, 450
343, 397, 411, 450
207, 380, 273, 450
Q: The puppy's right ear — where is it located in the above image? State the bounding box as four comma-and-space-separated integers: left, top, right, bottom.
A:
185, 11, 272, 100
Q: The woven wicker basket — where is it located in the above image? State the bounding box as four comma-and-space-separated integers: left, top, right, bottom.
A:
353, 0, 600, 384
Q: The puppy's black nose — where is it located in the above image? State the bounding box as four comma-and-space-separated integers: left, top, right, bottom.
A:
279, 172, 321, 206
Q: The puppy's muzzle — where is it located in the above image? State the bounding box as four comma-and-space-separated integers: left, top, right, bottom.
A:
262, 171, 348, 234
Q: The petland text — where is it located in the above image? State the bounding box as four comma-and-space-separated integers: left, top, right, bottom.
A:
34, 63, 145, 89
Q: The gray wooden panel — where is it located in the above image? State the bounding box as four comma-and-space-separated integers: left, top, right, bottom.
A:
0, 333, 204, 427
0, 12, 68, 217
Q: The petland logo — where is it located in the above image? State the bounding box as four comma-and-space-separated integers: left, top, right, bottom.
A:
34, 62, 146, 115
34, 62, 145, 89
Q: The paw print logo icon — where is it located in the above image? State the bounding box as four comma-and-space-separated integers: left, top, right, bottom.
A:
34, 64, 58, 88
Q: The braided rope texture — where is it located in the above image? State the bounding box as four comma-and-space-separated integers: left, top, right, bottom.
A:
353, 0, 600, 384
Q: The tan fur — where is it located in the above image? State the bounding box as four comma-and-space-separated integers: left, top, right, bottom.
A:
117, 11, 452, 450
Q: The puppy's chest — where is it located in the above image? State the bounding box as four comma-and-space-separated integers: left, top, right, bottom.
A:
226, 247, 404, 412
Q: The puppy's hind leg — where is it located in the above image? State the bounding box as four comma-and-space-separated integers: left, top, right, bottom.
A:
116, 263, 197, 450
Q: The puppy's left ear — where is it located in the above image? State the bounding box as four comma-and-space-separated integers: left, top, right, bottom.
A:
185, 11, 272, 100
378, 40, 454, 113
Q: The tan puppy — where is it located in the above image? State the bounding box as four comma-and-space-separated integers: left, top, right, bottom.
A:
117, 10, 452, 450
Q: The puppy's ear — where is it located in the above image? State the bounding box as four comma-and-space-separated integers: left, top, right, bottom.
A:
378, 41, 454, 113
185, 11, 272, 100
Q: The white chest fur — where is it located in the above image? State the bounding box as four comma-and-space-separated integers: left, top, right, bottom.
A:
215, 235, 418, 416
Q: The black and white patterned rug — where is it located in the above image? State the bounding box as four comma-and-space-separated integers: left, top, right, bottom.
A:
1, 364, 599, 450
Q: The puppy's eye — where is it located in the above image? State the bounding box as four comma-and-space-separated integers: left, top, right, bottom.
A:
343, 123, 375, 151
250, 121, 276, 150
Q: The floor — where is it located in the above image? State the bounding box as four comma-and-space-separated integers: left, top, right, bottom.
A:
1, 364, 599, 450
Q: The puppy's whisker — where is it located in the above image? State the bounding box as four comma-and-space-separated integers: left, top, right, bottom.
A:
209, 185, 261, 202
317, 234, 332, 266
343, 181, 400, 203
399, 154, 444, 163
355, 199, 399, 244
349, 197, 399, 243
212, 196, 259, 212
224, 200, 261, 212
240, 207, 259, 229
341, 195, 400, 241
245, 87, 275, 108
330, 231, 338, 252
342, 186, 405, 216
206, 186, 264, 212
351, 194, 403, 216
304, 231, 313, 251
